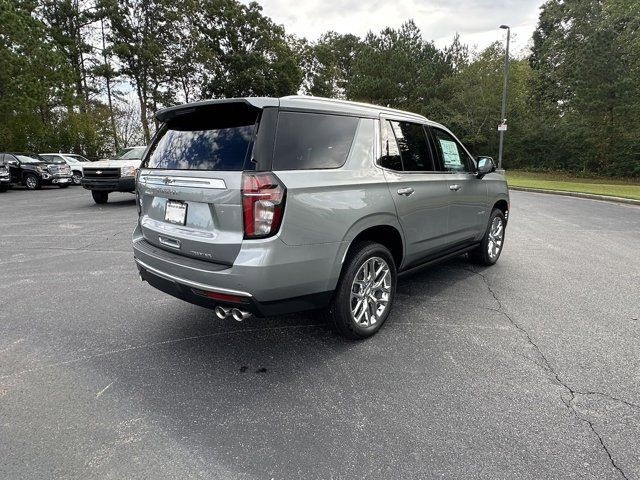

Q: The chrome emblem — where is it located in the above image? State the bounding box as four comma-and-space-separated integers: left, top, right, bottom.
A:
96, 170, 102, 175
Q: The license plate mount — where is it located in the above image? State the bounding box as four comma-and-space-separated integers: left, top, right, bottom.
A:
165, 200, 187, 225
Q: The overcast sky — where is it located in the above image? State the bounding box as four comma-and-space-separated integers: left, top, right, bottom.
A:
243, 0, 546, 56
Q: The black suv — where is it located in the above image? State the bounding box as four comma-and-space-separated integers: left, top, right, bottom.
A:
1, 153, 73, 190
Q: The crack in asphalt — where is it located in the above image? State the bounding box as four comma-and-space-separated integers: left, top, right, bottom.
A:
465, 266, 631, 480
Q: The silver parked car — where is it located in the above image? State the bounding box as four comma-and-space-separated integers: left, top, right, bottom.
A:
133, 96, 509, 339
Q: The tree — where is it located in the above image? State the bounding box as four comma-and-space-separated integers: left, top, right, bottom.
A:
0, 0, 70, 150
304, 32, 361, 98
529, 0, 640, 176
100, 0, 177, 142
347, 21, 451, 113
36, 0, 95, 109
198, 0, 302, 98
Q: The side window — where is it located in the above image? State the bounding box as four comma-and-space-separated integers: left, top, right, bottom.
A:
389, 121, 435, 171
431, 127, 473, 172
273, 112, 359, 170
379, 120, 402, 170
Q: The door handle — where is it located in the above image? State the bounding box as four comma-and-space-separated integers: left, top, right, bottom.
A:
397, 187, 414, 196
449, 184, 461, 191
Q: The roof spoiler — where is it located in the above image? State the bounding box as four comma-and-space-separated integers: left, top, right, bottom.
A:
155, 97, 279, 123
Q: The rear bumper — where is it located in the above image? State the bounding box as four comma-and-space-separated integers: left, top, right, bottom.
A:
132, 223, 344, 316
82, 177, 135, 191
136, 261, 331, 317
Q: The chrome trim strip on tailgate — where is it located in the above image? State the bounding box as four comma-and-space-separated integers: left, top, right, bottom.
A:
138, 175, 227, 189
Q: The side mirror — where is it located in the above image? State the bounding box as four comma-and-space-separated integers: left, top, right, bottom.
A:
7, 159, 18, 166
476, 156, 496, 179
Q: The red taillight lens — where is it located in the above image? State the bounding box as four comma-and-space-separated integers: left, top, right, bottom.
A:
242, 172, 286, 238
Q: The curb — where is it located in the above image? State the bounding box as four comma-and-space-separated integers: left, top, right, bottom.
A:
509, 186, 640, 206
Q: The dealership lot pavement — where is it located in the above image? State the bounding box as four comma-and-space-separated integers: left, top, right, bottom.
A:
1, 186, 639, 479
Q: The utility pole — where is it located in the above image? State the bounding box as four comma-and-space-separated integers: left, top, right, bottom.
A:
498, 24, 510, 170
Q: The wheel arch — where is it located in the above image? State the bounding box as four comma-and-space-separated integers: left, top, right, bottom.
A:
492, 198, 509, 221
345, 225, 404, 268
326, 215, 405, 293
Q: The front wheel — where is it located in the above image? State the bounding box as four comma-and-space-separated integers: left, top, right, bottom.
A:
468, 208, 506, 266
58, 183, 69, 189
325, 241, 397, 340
24, 174, 40, 190
0, 185, 7, 193
91, 190, 109, 204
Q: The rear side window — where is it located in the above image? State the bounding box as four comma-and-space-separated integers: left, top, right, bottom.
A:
379, 120, 402, 170
273, 112, 359, 170
389, 121, 435, 171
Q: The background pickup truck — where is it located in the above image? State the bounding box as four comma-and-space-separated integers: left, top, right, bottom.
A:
81, 146, 145, 204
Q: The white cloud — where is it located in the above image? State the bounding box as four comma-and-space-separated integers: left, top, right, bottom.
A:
243, 0, 545, 55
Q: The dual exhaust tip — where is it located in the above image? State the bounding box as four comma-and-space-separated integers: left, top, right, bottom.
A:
215, 305, 252, 322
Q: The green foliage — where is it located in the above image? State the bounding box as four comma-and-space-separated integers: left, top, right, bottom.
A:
1, 0, 638, 177
527, 0, 640, 177
347, 21, 451, 112
304, 31, 361, 98
198, 1, 301, 98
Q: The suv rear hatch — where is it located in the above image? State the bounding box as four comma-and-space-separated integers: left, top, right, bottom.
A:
137, 98, 279, 266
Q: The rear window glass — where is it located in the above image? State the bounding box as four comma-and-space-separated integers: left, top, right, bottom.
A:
145, 125, 255, 171
273, 112, 359, 170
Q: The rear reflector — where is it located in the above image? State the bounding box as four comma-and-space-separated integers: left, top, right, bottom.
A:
192, 289, 248, 303
242, 172, 285, 238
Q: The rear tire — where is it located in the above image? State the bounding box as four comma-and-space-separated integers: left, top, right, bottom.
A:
91, 190, 109, 204
58, 184, 69, 189
325, 241, 397, 340
24, 174, 40, 190
72, 171, 82, 185
0, 185, 7, 193
468, 208, 506, 266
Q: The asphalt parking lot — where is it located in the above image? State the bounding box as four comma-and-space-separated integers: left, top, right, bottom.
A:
1, 185, 639, 479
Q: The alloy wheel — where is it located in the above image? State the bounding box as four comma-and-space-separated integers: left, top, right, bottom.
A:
487, 216, 504, 260
350, 256, 392, 327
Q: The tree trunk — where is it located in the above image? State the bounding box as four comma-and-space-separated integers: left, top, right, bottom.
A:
101, 19, 119, 152
137, 83, 151, 144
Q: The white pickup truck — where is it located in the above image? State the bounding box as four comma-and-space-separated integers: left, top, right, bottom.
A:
81, 146, 146, 204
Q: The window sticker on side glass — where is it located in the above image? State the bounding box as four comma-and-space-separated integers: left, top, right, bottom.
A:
439, 139, 461, 167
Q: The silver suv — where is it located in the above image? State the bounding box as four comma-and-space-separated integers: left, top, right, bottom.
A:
132, 96, 509, 339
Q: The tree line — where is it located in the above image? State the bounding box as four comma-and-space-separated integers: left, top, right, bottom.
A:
1, 0, 638, 177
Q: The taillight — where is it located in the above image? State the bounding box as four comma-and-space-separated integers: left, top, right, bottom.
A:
242, 172, 286, 238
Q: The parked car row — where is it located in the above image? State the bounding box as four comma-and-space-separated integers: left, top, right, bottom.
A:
0, 153, 74, 191
0, 147, 146, 198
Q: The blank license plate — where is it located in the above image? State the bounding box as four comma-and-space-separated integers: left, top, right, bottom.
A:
165, 200, 187, 225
